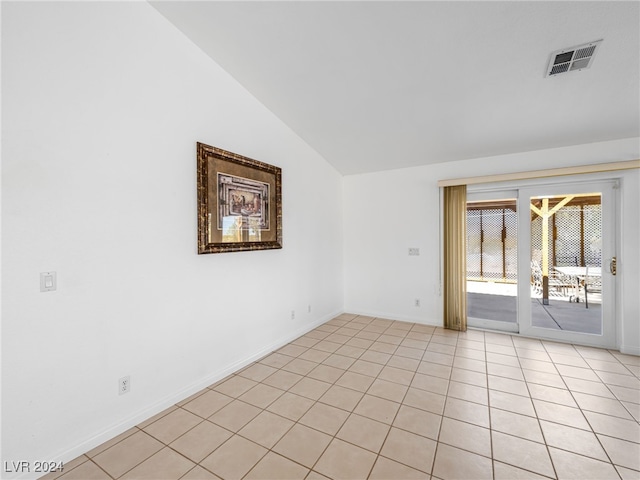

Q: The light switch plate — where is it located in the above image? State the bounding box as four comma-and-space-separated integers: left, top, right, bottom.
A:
40, 272, 57, 292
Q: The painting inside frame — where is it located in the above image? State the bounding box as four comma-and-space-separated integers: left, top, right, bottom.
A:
197, 142, 282, 254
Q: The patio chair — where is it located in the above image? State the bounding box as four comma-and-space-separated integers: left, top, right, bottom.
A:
531, 261, 543, 295
531, 261, 573, 299
551, 268, 575, 297
578, 266, 602, 309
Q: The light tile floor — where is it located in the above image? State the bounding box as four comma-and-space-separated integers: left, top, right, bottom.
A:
43, 313, 640, 480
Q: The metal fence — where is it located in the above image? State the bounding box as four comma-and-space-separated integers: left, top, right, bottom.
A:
466, 198, 602, 283
531, 203, 602, 267
467, 204, 518, 282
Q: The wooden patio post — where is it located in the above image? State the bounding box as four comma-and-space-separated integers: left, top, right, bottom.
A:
530, 196, 575, 305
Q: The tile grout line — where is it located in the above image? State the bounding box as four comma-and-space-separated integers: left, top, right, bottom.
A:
53, 313, 640, 480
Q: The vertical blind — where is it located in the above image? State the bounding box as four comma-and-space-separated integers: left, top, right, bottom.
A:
443, 185, 467, 331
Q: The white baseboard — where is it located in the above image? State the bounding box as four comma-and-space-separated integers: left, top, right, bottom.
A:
619, 344, 640, 356
13, 310, 341, 480
344, 308, 441, 327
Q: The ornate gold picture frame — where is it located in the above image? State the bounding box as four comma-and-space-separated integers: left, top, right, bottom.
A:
197, 142, 282, 254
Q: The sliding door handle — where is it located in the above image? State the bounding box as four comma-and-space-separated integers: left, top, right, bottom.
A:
609, 257, 617, 276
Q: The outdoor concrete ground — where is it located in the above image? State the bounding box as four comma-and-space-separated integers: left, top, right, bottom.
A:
467, 282, 601, 334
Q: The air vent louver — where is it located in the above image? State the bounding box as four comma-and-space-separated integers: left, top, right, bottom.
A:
546, 40, 602, 77
550, 63, 570, 75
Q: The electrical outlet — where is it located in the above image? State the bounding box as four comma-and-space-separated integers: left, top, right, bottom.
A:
408, 248, 420, 256
415, 299, 420, 307
119, 376, 130, 395
308, 304, 311, 313
291, 310, 295, 320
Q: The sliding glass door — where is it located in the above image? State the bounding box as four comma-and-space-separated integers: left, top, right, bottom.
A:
518, 181, 616, 348
466, 190, 518, 332
466, 180, 617, 349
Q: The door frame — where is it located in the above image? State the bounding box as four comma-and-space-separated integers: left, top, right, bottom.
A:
466, 173, 620, 349
517, 179, 617, 348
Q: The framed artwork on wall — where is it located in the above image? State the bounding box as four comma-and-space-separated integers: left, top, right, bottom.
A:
197, 142, 282, 254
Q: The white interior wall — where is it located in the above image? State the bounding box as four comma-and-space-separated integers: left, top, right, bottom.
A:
1, 2, 343, 474
343, 138, 640, 352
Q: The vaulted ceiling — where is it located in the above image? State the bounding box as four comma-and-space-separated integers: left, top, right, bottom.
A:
151, 1, 639, 175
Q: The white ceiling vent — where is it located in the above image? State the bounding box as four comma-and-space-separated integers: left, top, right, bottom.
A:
546, 40, 603, 77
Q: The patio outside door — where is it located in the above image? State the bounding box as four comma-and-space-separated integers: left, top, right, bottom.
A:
518, 181, 617, 348
466, 190, 519, 332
